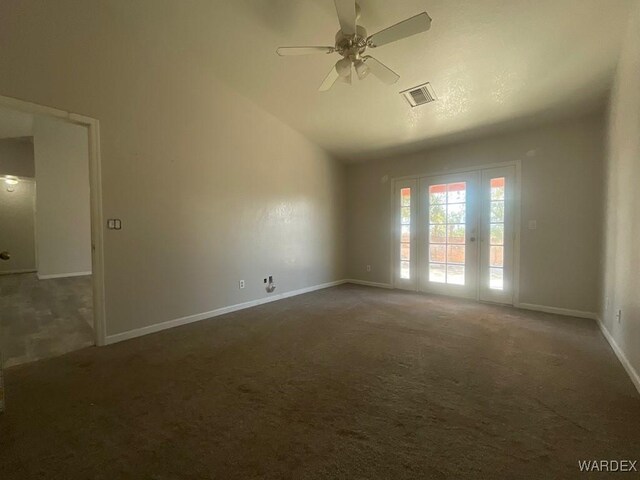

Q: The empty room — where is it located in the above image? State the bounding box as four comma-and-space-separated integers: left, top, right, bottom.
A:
0, 0, 638, 478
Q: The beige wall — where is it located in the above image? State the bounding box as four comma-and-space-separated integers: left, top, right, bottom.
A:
0, 1, 346, 337
0, 137, 37, 274
0, 138, 34, 178
602, 1, 640, 377
0, 180, 36, 274
33, 116, 92, 278
347, 112, 604, 313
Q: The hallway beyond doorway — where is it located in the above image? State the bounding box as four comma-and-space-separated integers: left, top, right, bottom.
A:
0, 273, 93, 367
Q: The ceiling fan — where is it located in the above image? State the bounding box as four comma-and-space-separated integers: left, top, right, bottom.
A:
276, 0, 432, 91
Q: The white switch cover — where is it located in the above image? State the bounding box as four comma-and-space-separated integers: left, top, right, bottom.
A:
528, 220, 537, 230
366, 265, 372, 272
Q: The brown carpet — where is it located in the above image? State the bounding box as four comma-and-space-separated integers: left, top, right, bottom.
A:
1, 284, 638, 479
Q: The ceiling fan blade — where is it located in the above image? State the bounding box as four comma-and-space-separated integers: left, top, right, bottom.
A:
276, 46, 335, 56
334, 0, 357, 35
319, 66, 340, 91
368, 12, 432, 48
363, 56, 400, 85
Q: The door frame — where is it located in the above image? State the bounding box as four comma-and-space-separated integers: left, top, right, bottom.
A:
390, 160, 522, 305
0, 94, 107, 346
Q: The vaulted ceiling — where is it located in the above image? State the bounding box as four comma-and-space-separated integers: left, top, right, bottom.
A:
187, 0, 630, 160
11, 1, 628, 161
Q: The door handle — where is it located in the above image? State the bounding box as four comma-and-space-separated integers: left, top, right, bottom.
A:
0, 251, 10, 261
469, 237, 476, 242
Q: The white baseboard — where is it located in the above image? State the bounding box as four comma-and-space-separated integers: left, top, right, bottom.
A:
37, 271, 92, 280
0, 269, 36, 276
345, 279, 394, 289
597, 318, 640, 395
105, 279, 348, 345
515, 302, 597, 320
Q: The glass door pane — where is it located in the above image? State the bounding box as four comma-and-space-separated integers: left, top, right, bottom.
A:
394, 179, 417, 290
427, 182, 466, 285
489, 177, 505, 290
479, 166, 515, 304
400, 187, 411, 279
419, 172, 479, 299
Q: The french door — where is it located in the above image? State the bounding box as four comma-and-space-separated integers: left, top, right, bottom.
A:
420, 171, 479, 298
393, 165, 516, 304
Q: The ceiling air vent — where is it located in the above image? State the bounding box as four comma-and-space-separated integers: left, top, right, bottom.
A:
400, 83, 437, 107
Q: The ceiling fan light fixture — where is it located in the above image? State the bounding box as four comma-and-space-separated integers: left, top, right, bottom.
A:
335, 57, 352, 77
354, 59, 370, 80
276, 1, 433, 91
339, 72, 353, 84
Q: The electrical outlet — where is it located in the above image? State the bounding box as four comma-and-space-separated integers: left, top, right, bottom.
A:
616, 309, 622, 323
239, 280, 245, 289
366, 265, 371, 272
266, 275, 276, 293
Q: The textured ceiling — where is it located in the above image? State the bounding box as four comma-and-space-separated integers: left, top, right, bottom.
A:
4, 1, 630, 160
191, 0, 631, 160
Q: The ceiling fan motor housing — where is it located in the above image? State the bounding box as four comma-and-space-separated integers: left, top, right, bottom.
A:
335, 25, 368, 60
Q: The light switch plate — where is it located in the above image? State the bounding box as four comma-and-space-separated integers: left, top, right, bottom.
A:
528, 220, 537, 230
107, 219, 122, 230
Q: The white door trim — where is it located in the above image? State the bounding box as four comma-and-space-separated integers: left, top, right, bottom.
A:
390, 160, 522, 305
391, 160, 521, 182
0, 94, 107, 346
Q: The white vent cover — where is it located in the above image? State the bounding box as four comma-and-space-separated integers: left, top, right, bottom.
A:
400, 83, 437, 107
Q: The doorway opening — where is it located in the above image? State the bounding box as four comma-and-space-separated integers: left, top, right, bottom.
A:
0, 96, 105, 368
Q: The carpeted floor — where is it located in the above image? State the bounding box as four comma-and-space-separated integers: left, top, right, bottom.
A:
0, 284, 638, 479
0, 273, 94, 368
